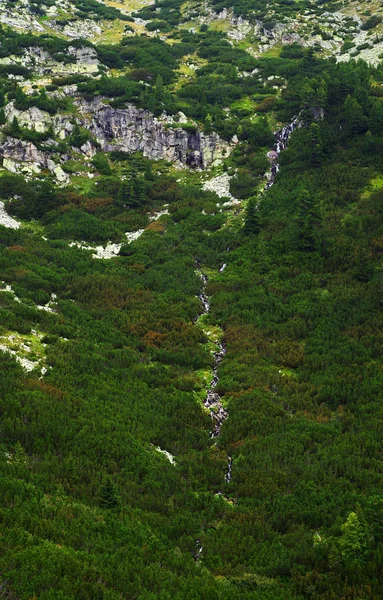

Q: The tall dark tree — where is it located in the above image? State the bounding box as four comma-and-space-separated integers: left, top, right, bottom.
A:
100, 478, 119, 509
297, 188, 316, 250
243, 197, 260, 235
116, 177, 134, 207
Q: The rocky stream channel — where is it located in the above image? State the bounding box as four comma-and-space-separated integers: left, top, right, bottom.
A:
197, 269, 229, 440
265, 116, 299, 190
196, 115, 300, 451
192, 115, 299, 560
193, 263, 231, 561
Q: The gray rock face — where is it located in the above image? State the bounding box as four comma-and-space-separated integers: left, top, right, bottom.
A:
0, 137, 69, 182
0, 137, 46, 164
4, 104, 52, 133
0, 98, 229, 176
77, 99, 228, 168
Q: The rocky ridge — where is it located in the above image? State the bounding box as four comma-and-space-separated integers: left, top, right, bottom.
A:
0, 98, 229, 177
3, 0, 383, 65
0, 46, 100, 77
186, 2, 383, 65
78, 98, 229, 167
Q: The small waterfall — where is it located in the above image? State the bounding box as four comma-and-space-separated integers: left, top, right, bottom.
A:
225, 456, 232, 483
194, 539, 203, 561
198, 273, 210, 313
265, 116, 299, 190
204, 343, 228, 438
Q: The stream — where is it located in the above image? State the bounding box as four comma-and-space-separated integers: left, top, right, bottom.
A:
193, 265, 230, 562
196, 117, 300, 440
196, 268, 229, 440
265, 116, 299, 190
193, 116, 298, 561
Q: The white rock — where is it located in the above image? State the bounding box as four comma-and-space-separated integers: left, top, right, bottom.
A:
155, 446, 176, 465
203, 173, 240, 205
0, 344, 37, 372
93, 243, 122, 259
0, 201, 20, 229
148, 208, 169, 221
125, 229, 145, 243
53, 165, 69, 183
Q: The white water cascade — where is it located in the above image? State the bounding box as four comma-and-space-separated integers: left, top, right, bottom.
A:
265, 116, 299, 190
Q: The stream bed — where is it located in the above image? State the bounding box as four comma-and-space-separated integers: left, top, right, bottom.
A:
196, 269, 229, 439
265, 116, 299, 190
192, 116, 299, 560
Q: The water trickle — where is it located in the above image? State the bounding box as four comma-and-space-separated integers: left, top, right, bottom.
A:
225, 456, 232, 483
193, 257, 233, 559
193, 269, 231, 560
265, 116, 299, 190
194, 539, 203, 561
196, 269, 229, 439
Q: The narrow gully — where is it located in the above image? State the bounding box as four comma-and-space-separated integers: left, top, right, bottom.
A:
196, 267, 228, 439
193, 264, 230, 562
193, 117, 299, 560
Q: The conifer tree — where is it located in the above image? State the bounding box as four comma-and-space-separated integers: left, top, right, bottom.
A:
10, 115, 20, 136
243, 198, 260, 235
308, 122, 324, 166
117, 178, 134, 207
100, 479, 119, 509
297, 188, 316, 250
14, 86, 29, 110
339, 511, 370, 567
155, 74, 164, 103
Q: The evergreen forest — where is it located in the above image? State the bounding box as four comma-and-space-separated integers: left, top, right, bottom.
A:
1, 0, 383, 598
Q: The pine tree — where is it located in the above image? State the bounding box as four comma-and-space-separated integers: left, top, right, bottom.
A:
204, 113, 213, 133
369, 100, 383, 134
300, 80, 316, 109
100, 479, 119, 509
133, 174, 146, 208
14, 86, 29, 110
92, 153, 112, 175
307, 122, 324, 166
339, 511, 370, 567
243, 198, 260, 235
343, 95, 368, 134
116, 178, 134, 207
366, 496, 383, 543
297, 188, 316, 251
155, 74, 164, 103
10, 116, 20, 136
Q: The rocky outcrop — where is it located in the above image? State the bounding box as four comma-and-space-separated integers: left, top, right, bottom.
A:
0, 201, 20, 229
0, 98, 229, 176
0, 0, 103, 40
0, 46, 100, 77
202, 173, 239, 204
76, 98, 228, 168
0, 138, 46, 164
4, 105, 52, 133
0, 137, 69, 182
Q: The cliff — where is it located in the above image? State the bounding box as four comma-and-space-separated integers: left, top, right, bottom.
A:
0, 98, 229, 177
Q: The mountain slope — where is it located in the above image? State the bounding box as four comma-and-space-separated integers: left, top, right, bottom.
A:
1, 1, 383, 599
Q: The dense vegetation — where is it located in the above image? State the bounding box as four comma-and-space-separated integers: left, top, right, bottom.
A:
1, 3, 383, 598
